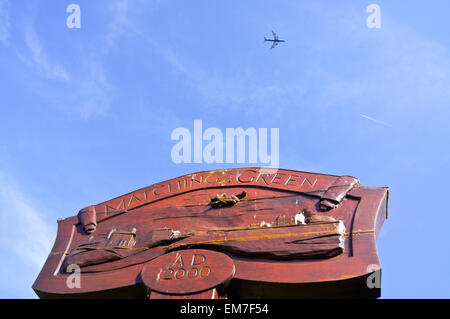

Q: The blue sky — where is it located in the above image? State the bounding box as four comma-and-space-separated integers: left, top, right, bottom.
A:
1, 0, 450, 298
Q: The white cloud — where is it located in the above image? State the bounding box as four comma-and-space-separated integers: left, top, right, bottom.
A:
359, 114, 393, 128
10, 6, 119, 118
0, 0, 10, 45
23, 26, 70, 81
105, 0, 160, 49
106, 0, 131, 47
141, 3, 450, 127
14, 0, 160, 119
307, 5, 450, 122
131, 29, 263, 108
60, 61, 111, 119
0, 172, 54, 270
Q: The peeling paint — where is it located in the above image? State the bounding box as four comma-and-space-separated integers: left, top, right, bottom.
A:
294, 212, 306, 225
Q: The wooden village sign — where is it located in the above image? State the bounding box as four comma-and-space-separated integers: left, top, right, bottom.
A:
33, 167, 388, 298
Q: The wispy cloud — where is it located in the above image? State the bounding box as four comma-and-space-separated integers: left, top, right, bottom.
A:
314, 5, 450, 123
0, 0, 10, 45
106, 0, 132, 48
135, 2, 450, 129
8, 1, 132, 118
66, 61, 111, 119
23, 0, 160, 118
0, 172, 54, 270
130, 28, 286, 113
359, 114, 393, 128
105, 0, 160, 49
23, 26, 70, 81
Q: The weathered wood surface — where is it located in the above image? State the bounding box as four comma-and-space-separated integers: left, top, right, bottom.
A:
33, 167, 388, 298
141, 249, 234, 295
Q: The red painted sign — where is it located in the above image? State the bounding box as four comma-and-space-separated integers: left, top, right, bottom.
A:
91, 168, 342, 220
32, 168, 387, 299
141, 249, 235, 295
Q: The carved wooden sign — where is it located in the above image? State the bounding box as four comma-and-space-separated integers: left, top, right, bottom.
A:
33, 167, 388, 298
141, 249, 235, 295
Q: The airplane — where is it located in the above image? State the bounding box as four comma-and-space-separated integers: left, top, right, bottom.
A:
264, 30, 285, 49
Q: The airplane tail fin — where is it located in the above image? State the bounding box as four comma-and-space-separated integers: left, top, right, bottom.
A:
264, 36, 267, 43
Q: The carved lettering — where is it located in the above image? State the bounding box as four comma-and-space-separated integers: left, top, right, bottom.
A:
104, 199, 126, 216
302, 177, 318, 187
98, 169, 331, 219
200, 266, 211, 278
191, 254, 206, 266
256, 172, 272, 185
204, 173, 225, 184
285, 174, 301, 186
190, 175, 203, 187
168, 180, 183, 192
172, 253, 184, 268
174, 268, 186, 280
152, 183, 169, 196
161, 252, 211, 281
142, 249, 238, 294
271, 173, 287, 185
237, 169, 258, 183
162, 266, 211, 281
128, 194, 141, 206
187, 267, 199, 278
162, 268, 173, 280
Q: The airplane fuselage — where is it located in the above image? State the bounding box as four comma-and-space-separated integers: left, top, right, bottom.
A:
264, 31, 285, 49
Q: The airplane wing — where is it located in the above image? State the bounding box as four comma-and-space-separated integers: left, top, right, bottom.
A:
272, 30, 279, 40
270, 41, 279, 50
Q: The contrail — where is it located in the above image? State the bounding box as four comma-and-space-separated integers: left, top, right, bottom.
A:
359, 114, 393, 127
